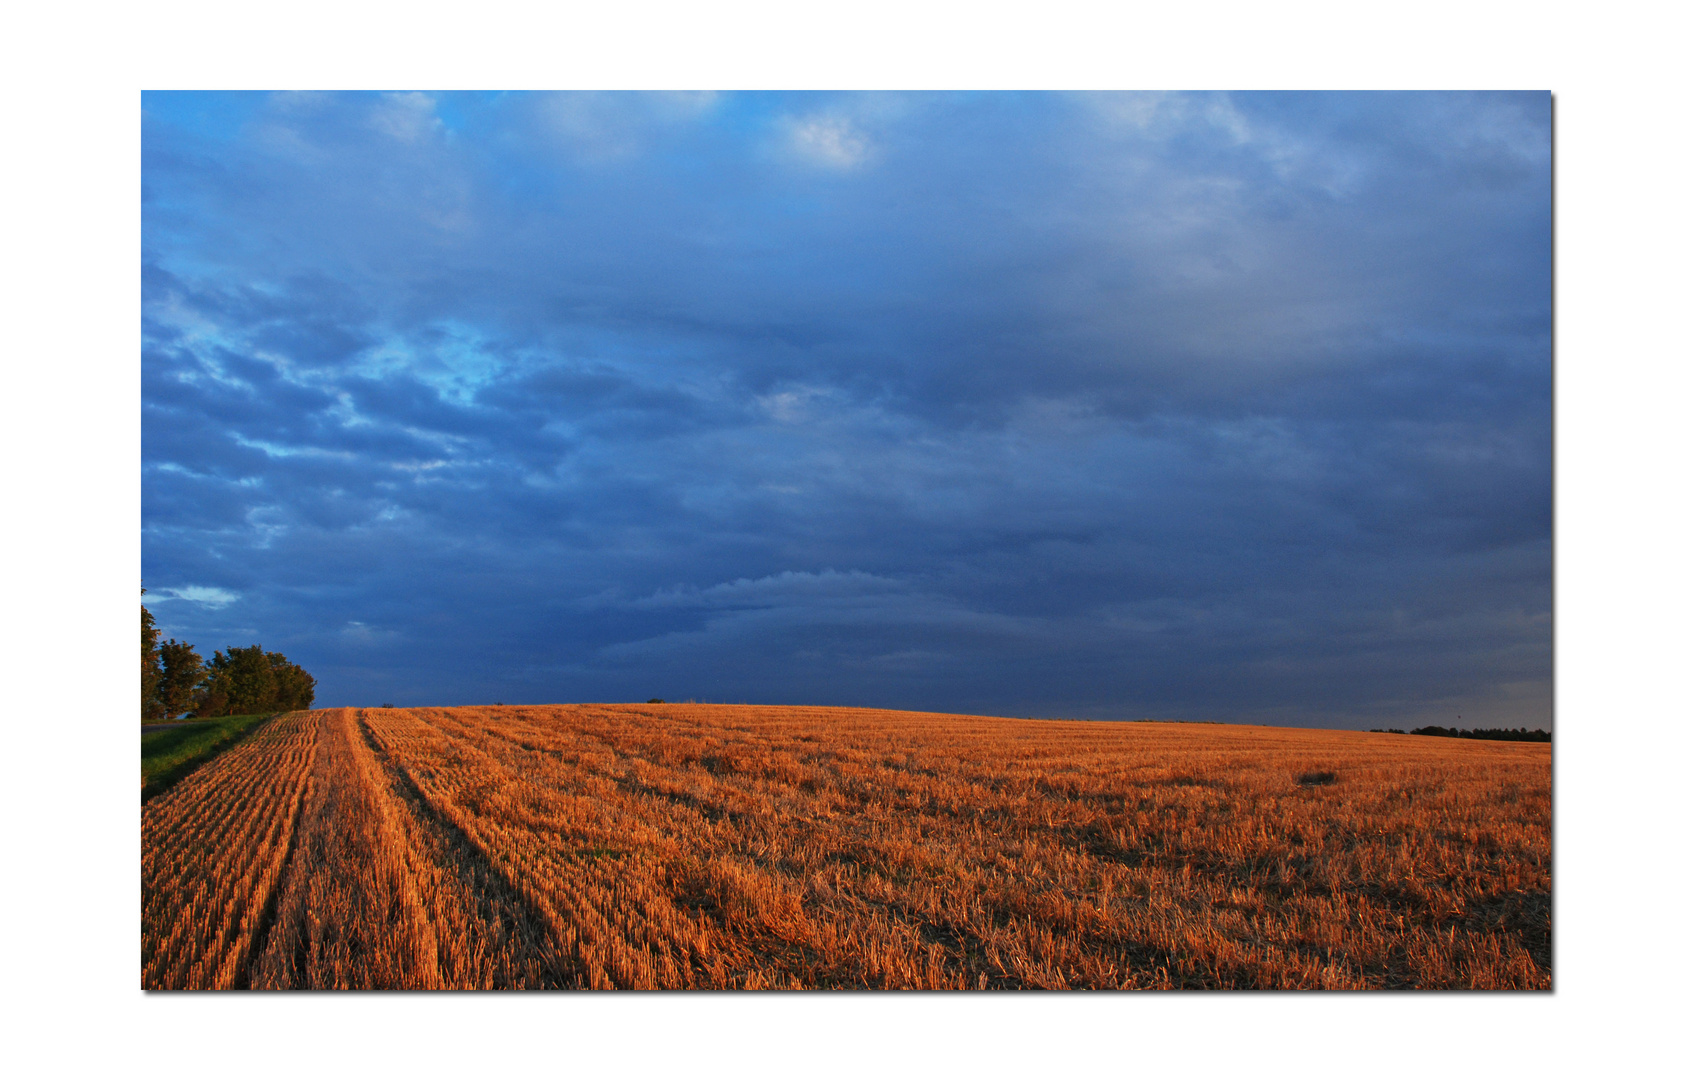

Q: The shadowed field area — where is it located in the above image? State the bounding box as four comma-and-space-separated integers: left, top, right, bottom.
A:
142, 704, 1550, 990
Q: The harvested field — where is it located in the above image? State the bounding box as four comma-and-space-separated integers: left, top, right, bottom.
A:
141, 713, 274, 803
141, 704, 1551, 990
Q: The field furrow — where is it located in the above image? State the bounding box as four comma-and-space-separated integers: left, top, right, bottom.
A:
143, 704, 1551, 990
141, 711, 318, 990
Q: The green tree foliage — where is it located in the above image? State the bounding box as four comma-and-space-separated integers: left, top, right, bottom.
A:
143, 585, 317, 720
197, 646, 271, 716
268, 652, 317, 711
142, 589, 164, 720
194, 645, 316, 717
156, 639, 204, 720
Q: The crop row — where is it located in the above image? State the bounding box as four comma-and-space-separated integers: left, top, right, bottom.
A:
142, 704, 1551, 989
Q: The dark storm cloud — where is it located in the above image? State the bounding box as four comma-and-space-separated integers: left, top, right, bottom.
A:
141, 91, 1550, 726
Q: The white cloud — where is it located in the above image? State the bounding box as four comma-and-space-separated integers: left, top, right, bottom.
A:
628, 569, 904, 611
158, 586, 240, 608
541, 91, 720, 162
754, 384, 834, 423
653, 90, 720, 117
788, 115, 872, 169
370, 92, 441, 143
1084, 90, 1177, 131
341, 620, 401, 645
1082, 90, 1248, 143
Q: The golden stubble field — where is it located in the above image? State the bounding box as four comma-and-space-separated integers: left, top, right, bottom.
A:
141, 704, 1550, 990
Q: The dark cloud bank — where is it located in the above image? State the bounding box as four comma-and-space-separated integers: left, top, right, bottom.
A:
141, 91, 1551, 728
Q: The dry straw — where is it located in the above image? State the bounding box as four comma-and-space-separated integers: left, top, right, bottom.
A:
143, 704, 1550, 989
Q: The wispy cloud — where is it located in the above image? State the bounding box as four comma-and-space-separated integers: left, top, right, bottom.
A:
141, 91, 1551, 726
787, 114, 872, 168
156, 586, 241, 608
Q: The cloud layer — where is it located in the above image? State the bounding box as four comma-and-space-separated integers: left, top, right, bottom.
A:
142, 91, 1551, 727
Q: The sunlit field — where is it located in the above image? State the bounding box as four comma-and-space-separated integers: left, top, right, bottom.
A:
142, 704, 1550, 990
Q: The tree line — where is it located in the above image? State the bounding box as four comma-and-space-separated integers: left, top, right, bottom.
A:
1369, 726, 1551, 742
143, 589, 316, 720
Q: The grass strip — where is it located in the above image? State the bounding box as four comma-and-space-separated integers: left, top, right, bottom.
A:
142, 713, 276, 803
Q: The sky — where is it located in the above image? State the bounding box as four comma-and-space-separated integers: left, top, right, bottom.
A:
140, 90, 1551, 728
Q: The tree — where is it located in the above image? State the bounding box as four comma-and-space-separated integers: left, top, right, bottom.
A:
194, 644, 316, 716
267, 652, 316, 711
145, 584, 317, 719
196, 646, 274, 717
142, 589, 163, 720
192, 653, 230, 717
156, 639, 204, 720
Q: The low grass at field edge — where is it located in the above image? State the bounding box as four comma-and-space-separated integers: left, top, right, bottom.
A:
142, 714, 275, 803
